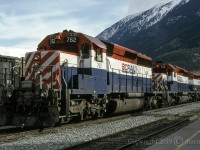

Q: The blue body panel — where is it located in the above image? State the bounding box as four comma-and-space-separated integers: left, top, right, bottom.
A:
62, 67, 152, 95
108, 72, 151, 93
168, 81, 190, 93
189, 84, 200, 92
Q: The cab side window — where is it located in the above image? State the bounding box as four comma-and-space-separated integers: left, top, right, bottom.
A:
81, 43, 90, 59
174, 72, 177, 77
168, 71, 172, 76
95, 48, 103, 62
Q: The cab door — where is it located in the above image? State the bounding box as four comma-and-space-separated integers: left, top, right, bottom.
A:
80, 43, 92, 73
91, 44, 107, 94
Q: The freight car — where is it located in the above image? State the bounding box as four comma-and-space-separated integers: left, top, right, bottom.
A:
4, 30, 200, 127
0, 55, 24, 125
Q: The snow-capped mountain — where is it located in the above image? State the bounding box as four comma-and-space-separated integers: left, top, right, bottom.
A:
97, 0, 200, 71
97, 0, 190, 43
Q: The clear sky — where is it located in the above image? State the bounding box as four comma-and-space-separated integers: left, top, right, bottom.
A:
0, 0, 174, 57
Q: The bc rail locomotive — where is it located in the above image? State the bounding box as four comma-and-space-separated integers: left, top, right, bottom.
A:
1, 30, 200, 127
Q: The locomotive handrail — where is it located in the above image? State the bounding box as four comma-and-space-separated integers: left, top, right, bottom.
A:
61, 59, 68, 90
65, 62, 77, 67
78, 56, 84, 68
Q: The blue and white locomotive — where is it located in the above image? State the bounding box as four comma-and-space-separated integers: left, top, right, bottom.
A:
2, 30, 200, 127
153, 62, 200, 105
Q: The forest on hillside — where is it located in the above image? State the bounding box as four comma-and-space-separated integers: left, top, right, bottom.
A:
154, 47, 200, 73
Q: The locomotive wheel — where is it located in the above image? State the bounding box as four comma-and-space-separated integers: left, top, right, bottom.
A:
39, 106, 59, 127
0, 107, 7, 126
92, 110, 99, 119
55, 118, 62, 126
167, 97, 175, 106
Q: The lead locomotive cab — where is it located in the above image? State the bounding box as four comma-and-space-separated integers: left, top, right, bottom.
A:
73, 33, 107, 96
63, 33, 108, 122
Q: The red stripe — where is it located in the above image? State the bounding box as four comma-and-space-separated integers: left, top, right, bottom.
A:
28, 52, 57, 80
25, 53, 31, 65
25, 55, 35, 77
44, 68, 60, 83
43, 68, 60, 89
153, 73, 159, 79
41, 56, 59, 77
153, 73, 162, 80
53, 81, 60, 89
40, 52, 54, 64
26, 53, 39, 80
24, 51, 61, 90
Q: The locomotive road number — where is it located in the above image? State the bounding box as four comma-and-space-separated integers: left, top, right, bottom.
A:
97, 63, 102, 68
66, 37, 77, 43
49, 38, 56, 44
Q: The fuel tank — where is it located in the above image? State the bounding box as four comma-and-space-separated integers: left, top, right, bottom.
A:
178, 96, 190, 104
107, 98, 144, 114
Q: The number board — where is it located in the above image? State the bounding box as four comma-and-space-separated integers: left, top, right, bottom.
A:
64, 31, 78, 43
49, 35, 56, 45
64, 36, 78, 43
49, 38, 56, 45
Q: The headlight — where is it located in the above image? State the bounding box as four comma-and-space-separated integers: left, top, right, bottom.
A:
41, 91, 46, 98
6, 92, 12, 98
33, 62, 39, 66
36, 68, 42, 75
41, 92, 44, 97
34, 55, 40, 61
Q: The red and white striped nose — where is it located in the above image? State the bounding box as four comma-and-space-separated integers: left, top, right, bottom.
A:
25, 51, 61, 89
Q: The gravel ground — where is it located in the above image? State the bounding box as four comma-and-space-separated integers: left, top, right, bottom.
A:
0, 116, 162, 150
1, 102, 200, 150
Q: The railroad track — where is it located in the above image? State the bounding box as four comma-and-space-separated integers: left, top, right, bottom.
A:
0, 126, 21, 134
145, 100, 200, 113
117, 118, 191, 150
0, 112, 141, 143
0, 101, 199, 144
68, 116, 194, 150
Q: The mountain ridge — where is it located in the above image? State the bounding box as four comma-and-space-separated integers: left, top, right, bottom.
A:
97, 0, 200, 71
97, 0, 190, 44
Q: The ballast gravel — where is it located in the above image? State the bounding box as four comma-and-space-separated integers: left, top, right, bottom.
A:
0, 116, 161, 150
1, 102, 200, 150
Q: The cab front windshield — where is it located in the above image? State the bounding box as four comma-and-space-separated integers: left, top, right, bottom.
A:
51, 43, 78, 53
